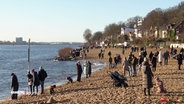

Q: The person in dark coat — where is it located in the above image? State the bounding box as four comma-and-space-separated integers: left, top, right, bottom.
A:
32, 69, 40, 95
11, 73, 19, 99
27, 71, 33, 95
109, 56, 113, 69
38, 66, 47, 94
142, 58, 154, 96
163, 50, 169, 65
88, 61, 92, 77
138, 54, 143, 71
108, 51, 111, 57
98, 52, 101, 59
143, 49, 147, 57
180, 48, 184, 59
114, 56, 118, 66
76, 61, 83, 82
151, 54, 157, 72
149, 51, 153, 61
132, 55, 138, 76
177, 53, 183, 70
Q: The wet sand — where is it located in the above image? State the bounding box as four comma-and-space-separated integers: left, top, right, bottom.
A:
1, 47, 184, 104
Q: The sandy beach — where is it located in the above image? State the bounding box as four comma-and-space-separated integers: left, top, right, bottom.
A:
1, 47, 184, 104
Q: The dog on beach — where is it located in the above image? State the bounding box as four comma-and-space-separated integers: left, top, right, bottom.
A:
66, 77, 73, 83
50, 85, 56, 94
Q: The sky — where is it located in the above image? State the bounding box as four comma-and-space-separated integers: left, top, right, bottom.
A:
0, 0, 183, 42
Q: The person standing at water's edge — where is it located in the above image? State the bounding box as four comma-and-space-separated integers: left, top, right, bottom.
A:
76, 61, 82, 82
87, 61, 92, 77
38, 66, 47, 94
11, 73, 19, 99
27, 70, 33, 95
32, 69, 40, 95
83, 61, 89, 78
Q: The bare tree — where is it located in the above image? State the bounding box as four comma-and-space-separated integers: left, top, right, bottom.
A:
83, 29, 92, 43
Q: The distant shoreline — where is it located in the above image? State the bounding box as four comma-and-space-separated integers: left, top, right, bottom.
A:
0, 42, 84, 45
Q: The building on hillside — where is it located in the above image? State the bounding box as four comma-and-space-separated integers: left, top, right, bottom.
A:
135, 25, 142, 38
165, 21, 184, 38
174, 20, 184, 35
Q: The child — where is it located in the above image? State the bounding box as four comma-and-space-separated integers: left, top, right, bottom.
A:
50, 85, 56, 94
155, 77, 166, 93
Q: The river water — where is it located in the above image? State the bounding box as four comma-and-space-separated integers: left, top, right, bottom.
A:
0, 44, 106, 100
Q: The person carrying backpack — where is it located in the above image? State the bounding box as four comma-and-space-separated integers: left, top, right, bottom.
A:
38, 66, 47, 94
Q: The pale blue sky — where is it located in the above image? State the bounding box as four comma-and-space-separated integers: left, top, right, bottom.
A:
0, 0, 183, 42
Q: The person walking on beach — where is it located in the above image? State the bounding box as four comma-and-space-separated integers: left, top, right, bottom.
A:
163, 50, 169, 65
32, 69, 40, 95
123, 57, 130, 76
149, 51, 153, 61
142, 58, 154, 96
138, 53, 143, 71
151, 54, 157, 72
98, 52, 101, 59
109, 56, 113, 69
101, 49, 105, 59
132, 55, 138, 77
177, 52, 183, 70
27, 70, 33, 95
127, 53, 133, 76
108, 51, 111, 58
114, 56, 118, 67
76, 61, 83, 82
11, 73, 19, 99
38, 66, 47, 94
142, 47, 147, 57
158, 49, 162, 65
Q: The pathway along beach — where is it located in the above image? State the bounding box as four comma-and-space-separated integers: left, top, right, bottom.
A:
1, 47, 184, 104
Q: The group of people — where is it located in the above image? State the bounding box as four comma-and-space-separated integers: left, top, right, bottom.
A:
11, 46, 183, 100
27, 66, 47, 95
108, 51, 122, 69
11, 66, 47, 99
123, 52, 138, 77
121, 46, 184, 96
98, 49, 105, 59
76, 61, 92, 82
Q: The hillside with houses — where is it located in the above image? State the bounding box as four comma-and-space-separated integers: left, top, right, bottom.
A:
83, 2, 184, 48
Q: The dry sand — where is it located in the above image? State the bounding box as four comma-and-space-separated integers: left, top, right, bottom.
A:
1, 47, 184, 104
